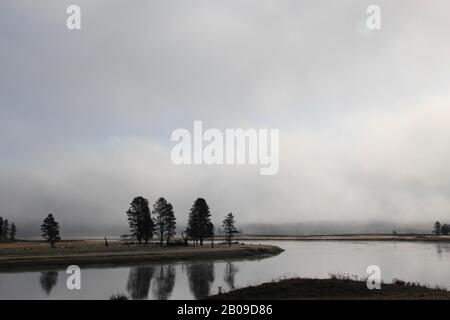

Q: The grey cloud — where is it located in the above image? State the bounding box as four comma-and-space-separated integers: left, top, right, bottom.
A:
1, 0, 450, 235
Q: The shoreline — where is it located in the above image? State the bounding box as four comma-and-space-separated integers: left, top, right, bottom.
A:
0, 241, 283, 271
209, 277, 450, 300
230, 234, 450, 242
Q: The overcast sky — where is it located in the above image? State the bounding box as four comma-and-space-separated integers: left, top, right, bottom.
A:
1, 0, 450, 234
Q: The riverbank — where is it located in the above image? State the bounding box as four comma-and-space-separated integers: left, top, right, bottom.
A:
231, 234, 450, 242
0, 240, 283, 271
210, 277, 450, 300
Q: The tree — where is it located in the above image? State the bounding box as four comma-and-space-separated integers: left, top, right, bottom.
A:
9, 223, 16, 240
186, 198, 213, 246
126, 196, 154, 244
153, 198, 176, 246
2, 219, 10, 239
441, 224, 449, 235
0, 217, 3, 238
434, 221, 442, 236
164, 203, 176, 245
41, 214, 60, 248
222, 213, 238, 246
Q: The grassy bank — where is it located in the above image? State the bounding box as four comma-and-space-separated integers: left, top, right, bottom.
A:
209, 277, 450, 300
0, 240, 283, 271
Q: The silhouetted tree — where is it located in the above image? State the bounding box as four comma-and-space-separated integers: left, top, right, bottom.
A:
9, 223, 16, 240
126, 266, 155, 300
186, 198, 213, 246
152, 265, 176, 300
186, 263, 215, 299
434, 221, 442, 236
2, 219, 10, 240
142, 210, 155, 244
222, 213, 238, 246
153, 198, 176, 246
39, 271, 58, 295
41, 214, 60, 248
441, 224, 449, 235
0, 217, 3, 238
126, 196, 154, 244
165, 204, 176, 245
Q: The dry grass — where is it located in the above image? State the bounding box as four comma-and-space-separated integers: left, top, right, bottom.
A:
209, 276, 450, 300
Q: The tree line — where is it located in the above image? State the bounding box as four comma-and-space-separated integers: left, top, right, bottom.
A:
38, 197, 239, 247
124, 196, 239, 247
433, 221, 450, 236
0, 217, 16, 240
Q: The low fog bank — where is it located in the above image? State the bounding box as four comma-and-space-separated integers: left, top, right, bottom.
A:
15, 220, 434, 239
240, 221, 433, 236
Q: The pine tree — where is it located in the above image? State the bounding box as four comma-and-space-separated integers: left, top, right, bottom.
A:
434, 221, 441, 236
441, 224, 449, 235
186, 198, 213, 246
164, 203, 176, 245
9, 223, 16, 240
3, 219, 10, 240
153, 198, 177, 246
126, 196, 153, 244
222, 213, 238, 246
41, 214, 60, 248
186, 205, 200, 245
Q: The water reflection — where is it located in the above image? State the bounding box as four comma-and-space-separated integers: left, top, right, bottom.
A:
39, 271, 58, 295
186, 263, 215, 299
152, 265, 176, 300
435, 242, 450, 255
126, 266, 155, 300
6, 241, 450, 300
224, 262, 239, 290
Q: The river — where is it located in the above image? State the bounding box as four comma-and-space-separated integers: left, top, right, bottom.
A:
1, 240, 450, 299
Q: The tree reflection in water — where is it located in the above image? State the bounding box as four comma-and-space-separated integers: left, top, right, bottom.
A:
224, 262, 239, 290
186, 262, 215, 299
39, 271, 58, 295
152, 265, 176, 300
435, 242, 450, 255
127, 266, 155, 300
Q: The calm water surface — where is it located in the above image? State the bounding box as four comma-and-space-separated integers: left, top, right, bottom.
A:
1, 240, 450, 299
